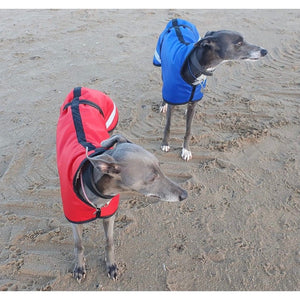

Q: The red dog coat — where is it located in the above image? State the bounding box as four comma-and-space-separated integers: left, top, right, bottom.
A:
56, 87, 119, 223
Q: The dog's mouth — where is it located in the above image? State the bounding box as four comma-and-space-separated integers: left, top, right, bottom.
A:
206, 67, 216, 73
146, 193, 160, 198
241, 51, 264, 61
242, 56, 260, 61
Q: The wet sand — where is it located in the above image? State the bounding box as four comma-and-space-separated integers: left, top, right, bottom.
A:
0, 9, 299, 291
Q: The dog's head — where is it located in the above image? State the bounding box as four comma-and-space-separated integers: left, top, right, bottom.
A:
196, 30, 267, 67
87, 135, 188, 202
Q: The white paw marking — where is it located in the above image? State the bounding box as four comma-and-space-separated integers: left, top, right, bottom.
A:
161, 145, 170, 152
160, 103, 168, 114
181, 148, 192, 161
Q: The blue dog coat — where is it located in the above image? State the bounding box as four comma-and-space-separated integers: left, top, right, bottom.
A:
153, 19, 207, 105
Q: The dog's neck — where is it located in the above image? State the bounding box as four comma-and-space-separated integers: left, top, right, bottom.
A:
79, 162, 116, 208
181, 47, 215, 85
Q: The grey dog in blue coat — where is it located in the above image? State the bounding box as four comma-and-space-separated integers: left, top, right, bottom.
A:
153, 18, 268, 161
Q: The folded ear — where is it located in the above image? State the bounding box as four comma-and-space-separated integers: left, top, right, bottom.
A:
204, 31, 215, 37
196, 37, 216, 49
87, 153, 121, 175
101, 134, 130, 149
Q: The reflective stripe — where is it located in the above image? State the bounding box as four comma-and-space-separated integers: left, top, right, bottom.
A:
154, 49, 161, 64
105, 102, 117, 129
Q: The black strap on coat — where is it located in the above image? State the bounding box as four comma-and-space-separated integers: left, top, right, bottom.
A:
63, 87, 105, 151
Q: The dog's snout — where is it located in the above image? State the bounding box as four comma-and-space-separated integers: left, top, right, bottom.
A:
179, 189, 188, 201
260, 48, 268, 57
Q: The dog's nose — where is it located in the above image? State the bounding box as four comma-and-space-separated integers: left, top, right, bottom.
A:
179, 190, 188, 201
261, 49, 268, 57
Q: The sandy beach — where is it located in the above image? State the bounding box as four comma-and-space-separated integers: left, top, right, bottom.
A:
0, 9, 299, 291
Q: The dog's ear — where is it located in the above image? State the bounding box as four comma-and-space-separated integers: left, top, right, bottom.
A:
197, 37, 216, 49
101, 134, 130, 149
204, 31, 215, 37
88, 153, 121, 175
195, 37, 220, 54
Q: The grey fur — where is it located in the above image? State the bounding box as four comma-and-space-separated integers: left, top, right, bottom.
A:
71, 135, 187, 281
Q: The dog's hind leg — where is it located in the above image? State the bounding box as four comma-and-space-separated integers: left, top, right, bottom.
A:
103, 214, 118, 280
72, 223, 86, 282
182, 101, 197, 161
161, 104, 174, 152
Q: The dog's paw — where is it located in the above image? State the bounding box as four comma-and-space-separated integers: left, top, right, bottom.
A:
73, 264, 86, 283
181, 148, 192, 161
159, 103, 168, 114
161, 144, 170, 152
107, 263, 118, 281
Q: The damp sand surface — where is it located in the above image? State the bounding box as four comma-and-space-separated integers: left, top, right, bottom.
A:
0, 9, 299, 291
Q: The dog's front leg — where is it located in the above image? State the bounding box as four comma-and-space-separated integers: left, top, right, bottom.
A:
182, 101, 197, 161
103, 214, 118, 280
71, 223, 86, 282
161, 104, 174, 152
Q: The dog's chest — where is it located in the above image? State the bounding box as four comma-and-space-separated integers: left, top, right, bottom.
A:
192, 74, 207, 86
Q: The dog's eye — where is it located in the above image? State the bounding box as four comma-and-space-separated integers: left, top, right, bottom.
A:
148, 171, 159, 183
